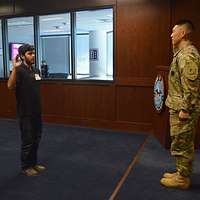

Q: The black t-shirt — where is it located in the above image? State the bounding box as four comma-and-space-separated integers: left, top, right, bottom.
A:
16, 63, 41, 117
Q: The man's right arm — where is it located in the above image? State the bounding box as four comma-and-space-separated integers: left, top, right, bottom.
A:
7, 67, 17, 90
7, 56, 21, 90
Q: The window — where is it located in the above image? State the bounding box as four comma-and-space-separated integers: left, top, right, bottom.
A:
7, 17, 34, 76
75, 8, 113, 80
0, 21, 4, 78
39, 13, 71, 79
0, 7, 114, 81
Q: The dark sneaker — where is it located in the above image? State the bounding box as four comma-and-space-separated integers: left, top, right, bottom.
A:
22, 168, 38, 176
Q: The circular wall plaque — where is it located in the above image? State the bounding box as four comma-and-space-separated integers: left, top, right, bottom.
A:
153, 74, 165, 112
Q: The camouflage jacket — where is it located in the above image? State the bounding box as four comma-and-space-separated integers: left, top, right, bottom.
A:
165, 43, 200, 112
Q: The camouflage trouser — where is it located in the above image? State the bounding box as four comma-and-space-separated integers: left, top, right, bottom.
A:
169, 110, 199, 176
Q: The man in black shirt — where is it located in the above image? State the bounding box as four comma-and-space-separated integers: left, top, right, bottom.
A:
8, 44, 45, 176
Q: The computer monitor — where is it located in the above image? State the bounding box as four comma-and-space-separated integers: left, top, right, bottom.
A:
9, 43, 24, 60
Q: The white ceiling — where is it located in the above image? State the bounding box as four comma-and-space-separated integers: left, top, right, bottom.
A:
7, 8, 113, 35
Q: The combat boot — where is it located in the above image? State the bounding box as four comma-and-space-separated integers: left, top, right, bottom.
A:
33, 164, 46, 172
163, 171, 178, 178
160, 173, 191, 189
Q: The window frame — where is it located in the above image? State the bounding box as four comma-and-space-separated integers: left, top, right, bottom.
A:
0, 5, 115, 83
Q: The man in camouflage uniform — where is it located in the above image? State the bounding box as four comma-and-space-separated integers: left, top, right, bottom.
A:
160, 19, 200, 189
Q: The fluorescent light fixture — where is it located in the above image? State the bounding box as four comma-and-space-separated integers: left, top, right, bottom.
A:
42, 29, 65, 32
41, 17, 64, 21
8, 21, 32, 26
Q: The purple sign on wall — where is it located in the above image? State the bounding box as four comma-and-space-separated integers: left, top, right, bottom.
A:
9, 43, 23, 60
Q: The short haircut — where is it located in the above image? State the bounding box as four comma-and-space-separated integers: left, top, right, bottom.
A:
175, 19, 195, 33
18, 44, 35, 57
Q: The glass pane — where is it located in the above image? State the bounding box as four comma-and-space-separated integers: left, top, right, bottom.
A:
107, 31, 113, 76
39, 13, 71, 79
76, 34, 89, 75
76, 8, 113, 80
7, 17, 34, 76
0, 21, 3, 78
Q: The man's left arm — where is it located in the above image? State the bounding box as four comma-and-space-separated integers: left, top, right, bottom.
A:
180, 55, 200, 118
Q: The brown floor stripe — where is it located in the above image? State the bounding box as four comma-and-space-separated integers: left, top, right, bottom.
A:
108, 135, 150, 200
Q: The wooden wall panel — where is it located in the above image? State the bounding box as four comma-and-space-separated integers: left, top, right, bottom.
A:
0, 0, 14, 17
0, 81, 16, 117
14, 0, 116, 16
116, 85, 153, 124
116, 0, 171, 78
40, 82, 65, 116
63, 84, 115, 120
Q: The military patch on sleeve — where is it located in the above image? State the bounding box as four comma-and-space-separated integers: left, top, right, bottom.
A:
184, 62, 198, 80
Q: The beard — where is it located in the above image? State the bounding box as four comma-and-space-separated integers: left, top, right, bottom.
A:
25, 59, 35, 65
